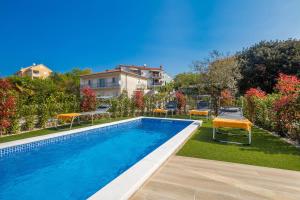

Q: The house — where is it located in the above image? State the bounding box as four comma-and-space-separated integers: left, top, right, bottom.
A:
15, 64, 52, 79
79, 68, 148, 98
117, 64, 173, 88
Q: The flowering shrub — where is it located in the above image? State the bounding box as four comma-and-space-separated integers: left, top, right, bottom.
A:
80, 87, 97, 112
275, 73, 300, 95
244, 88, 266, 122
273, 74, 300, 139
273, 94, 299, 139
244, 74, 300, 142
245, 88, 266, 99
133, 90, 144, 111
0, 79, 16, 135
175, 91, 186, 112
220, 89, 234, 106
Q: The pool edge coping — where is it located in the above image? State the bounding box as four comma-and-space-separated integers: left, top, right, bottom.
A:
88, 117, 201, 200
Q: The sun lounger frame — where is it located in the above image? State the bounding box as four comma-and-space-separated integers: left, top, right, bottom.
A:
212, 107, 252, 145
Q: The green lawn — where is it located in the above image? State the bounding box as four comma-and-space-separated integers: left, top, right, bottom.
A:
176, 117, 300, 171
0, 117, 131, 143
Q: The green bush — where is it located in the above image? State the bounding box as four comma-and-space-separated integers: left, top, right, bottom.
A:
110, 99, 118, 118
253, 94, 280, 131
22, 105, 37, 131
9, 116, 21, 134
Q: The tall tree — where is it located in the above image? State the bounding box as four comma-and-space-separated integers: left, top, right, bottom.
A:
193, 51, 242, 113
50, 68, 92, 96
237, 39, 300, 93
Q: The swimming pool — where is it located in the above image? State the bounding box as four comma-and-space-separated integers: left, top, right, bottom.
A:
0, 117, 199, 200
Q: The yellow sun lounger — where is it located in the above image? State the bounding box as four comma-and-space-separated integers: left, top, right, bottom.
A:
153, 108, 168, 117
212, 117, 253, 144
189, 110, 210, 119
56, 113, 81, 129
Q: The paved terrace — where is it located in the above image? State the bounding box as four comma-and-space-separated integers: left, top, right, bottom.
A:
131, 156, 300, 200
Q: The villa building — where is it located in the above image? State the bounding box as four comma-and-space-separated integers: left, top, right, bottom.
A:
80, 64, 172, 98
79, 68, 148, 98
15, 64, 52, 79
117, 64, 172, 88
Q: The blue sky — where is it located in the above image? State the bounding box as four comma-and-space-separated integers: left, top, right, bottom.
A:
0, 0, 300, 77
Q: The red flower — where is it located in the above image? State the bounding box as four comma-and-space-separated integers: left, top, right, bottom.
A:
273, 95, 295, 112
134, 90, 144, 109
0, 119, 10, 129
221, 89, 234, 106
275, 73, 300, 95
245, 88, 266, 99
0, 79, 16, 133
80, 87, 97, 112
175, 91, 186, 110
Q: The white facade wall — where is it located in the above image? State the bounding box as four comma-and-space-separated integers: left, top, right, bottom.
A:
80, 73, 122, 97
120, 73, 148, 97
80, 72, 148, 98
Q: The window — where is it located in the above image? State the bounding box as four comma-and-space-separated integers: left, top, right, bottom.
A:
112, 77, 116, 83
98, 79, 105, 87
32, 70, 39, 74
88, 80, 92, 86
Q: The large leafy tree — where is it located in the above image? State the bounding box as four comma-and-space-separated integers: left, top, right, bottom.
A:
237, 39, 300, 93
193, 51, 242, 113
50, 68, 92, 97
173, 73, 200, 89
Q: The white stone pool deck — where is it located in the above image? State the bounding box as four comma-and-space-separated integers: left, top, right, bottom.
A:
131, 156, 300, 200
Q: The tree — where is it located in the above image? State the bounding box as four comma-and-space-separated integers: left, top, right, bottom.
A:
50, 68, 92, 97
173, 73, 201, 95
193, 51, 242, 113
237, 39, 300, 93
174, 73, 200, 89
80, 87, 97, 112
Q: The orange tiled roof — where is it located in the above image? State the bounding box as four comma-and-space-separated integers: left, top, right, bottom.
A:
79, 68, 147, 79
119, 64, 163, 71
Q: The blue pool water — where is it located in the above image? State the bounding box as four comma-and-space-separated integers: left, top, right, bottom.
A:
0, 118, 192, 200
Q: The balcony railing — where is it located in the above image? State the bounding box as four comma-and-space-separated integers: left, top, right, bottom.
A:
81, 82, 120, 89
150, 82, 163, 87
151, 74, 162, 78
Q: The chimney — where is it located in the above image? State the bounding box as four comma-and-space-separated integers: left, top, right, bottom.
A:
160, 65, 163, 70
143, 64, 147, 68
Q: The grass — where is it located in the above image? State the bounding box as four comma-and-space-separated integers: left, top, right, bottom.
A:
0, 117, 131, 143
173, 115, 300, 171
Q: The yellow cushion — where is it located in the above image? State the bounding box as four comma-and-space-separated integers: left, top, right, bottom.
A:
153, 109, 167, 113
213, 118, 252, 132
189, 110, 209, 116
57, 113, 80, 121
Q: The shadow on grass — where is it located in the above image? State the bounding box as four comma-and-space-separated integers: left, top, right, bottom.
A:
192, 125, 300, 156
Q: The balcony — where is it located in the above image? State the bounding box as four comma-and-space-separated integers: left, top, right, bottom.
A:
150, 82, 163, 87
151, 74, 162, 78
81, 82, 120, 89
